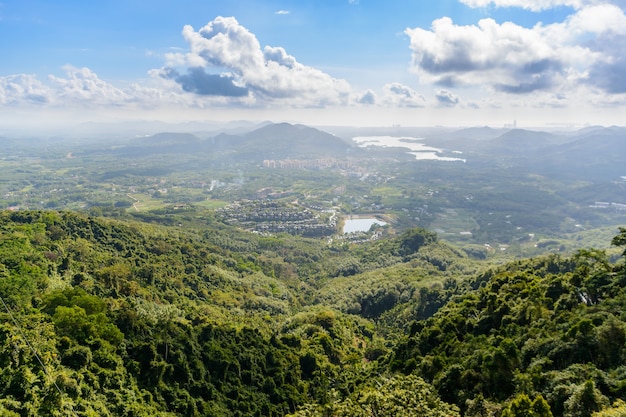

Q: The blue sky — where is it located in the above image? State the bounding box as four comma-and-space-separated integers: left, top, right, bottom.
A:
1, 0, 626, 131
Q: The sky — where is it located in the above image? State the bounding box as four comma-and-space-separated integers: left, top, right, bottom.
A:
1, 0, 626, 131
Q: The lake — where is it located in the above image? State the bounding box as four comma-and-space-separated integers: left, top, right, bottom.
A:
351, 136, 465, 162
343, 218, 387, 234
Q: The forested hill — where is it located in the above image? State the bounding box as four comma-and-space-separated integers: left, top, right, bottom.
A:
0, 209, 625, 416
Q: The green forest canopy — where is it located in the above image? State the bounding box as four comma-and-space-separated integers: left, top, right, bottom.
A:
0, 210, 625, 416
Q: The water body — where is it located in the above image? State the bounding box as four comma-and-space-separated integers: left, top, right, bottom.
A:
352, 136, 466, 162
343, 218, 387, 234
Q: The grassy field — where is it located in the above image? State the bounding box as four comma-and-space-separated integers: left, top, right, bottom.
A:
430, 208, 479, 237
126, 193, 167, 211
194, 199, 230, 209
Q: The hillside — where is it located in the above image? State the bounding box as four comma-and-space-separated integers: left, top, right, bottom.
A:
390, 249, 626, 416
0, 209, 625, 416
434, 126, 626, 181
100, 123, 354, 162
539, 129, 626, 180
486, 129, 569, 153
240, 123, 353, 160
0, 210, 459, 416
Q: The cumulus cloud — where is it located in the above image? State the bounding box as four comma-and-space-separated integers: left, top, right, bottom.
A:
459, 0, 584, 11
405, 3, 626, 96
357, 89, 377, 104
162, 16, 351, 106
0, 18, 354, 114
586, 35, 626, 93
161, 67, 248, 97
564, 3, 626, 35
263, 46, 297, 68
0, 74, 51, 105
406, 17, 566, 93
382, 83, 426, 107
0, 66, 186, 110
5, 6, 626, 122
435, 89, 460, 106
0, 67, 131, 107
49, 66, 130, 104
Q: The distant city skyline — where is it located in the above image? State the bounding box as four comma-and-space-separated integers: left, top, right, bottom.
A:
1, 0, 626, 132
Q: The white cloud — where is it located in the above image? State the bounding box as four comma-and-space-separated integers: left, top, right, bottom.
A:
406, 17, 571, 93
1, 17, 354, 116
405, 3, 626, 98
565, 3, 626, 35
0, 73, 51, 105
0, 68, 131, 107
48, 66, 130, 104
3, 7, 626, 127
459, 0, 585, 11
182, 17, 263, 70
163, 16, 351, 106
0, 66, 192, 110
435, 89, 460, 106
263, 46, 297, 69
275, 10, 290, 15
356, 89, 377, 104
381, 83, 426, 107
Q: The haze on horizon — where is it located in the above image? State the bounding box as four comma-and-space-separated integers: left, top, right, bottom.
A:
2, 0, 626, 133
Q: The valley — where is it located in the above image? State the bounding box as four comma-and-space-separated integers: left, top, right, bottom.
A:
1, 122, 626, 416
1, 122, 625, 258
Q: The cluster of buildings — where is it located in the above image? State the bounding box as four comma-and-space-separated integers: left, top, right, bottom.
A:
216, 200, 337, 237
261, 158, 371, 179
590, 201, 626, 210
262, 158, 358, 170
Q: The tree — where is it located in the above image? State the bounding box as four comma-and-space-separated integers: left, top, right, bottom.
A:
564, 380, 610, 417
399, 227, 437, 256
592, 400, 626, 417
501, 393, 553, 417
287, 374, 460, 417
611, 227, 626, 257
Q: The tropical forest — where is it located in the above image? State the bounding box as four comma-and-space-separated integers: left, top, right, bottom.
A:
1, 122, 626, 416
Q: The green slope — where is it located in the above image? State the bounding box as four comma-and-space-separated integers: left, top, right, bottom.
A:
390, 244, 626, 416
1, 210, 625, 416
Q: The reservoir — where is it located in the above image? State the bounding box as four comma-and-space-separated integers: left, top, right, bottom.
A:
343, 218, 387, 234
351, 136, 465, 162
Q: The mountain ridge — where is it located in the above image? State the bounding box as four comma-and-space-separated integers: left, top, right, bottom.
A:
103, 122, 354, 160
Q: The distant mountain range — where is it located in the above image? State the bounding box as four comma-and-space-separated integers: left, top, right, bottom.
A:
110, 122, 354, 161
538, 127, 626, 180
3, 122, 623, 182
435, 126, 626, 181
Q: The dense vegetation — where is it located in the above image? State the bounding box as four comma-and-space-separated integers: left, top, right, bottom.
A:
391, 247, 626, 416
1, 209, 625, 416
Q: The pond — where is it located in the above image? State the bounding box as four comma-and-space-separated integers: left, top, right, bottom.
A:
343, 218, 387, 234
